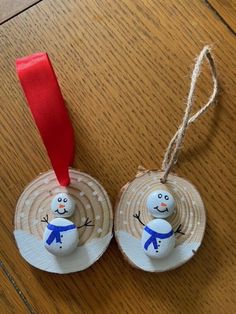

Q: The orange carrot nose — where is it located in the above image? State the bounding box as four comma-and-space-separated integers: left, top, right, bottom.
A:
161, 202, 167, 207
59, 204, 65, 208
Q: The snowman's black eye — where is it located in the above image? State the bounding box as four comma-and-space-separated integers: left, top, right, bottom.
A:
165, 195, 169, 200
57, 198, 62, 202
63, 198, 68, 202
158, 194, 162, 198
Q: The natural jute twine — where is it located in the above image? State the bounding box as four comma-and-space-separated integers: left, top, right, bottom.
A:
160, 46, 219, 184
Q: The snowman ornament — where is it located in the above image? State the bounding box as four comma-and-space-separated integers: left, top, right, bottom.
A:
133, 190, 184, 259
41, 193, 93, 256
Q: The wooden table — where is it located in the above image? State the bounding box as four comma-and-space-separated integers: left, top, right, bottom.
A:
0, 0, 235, 313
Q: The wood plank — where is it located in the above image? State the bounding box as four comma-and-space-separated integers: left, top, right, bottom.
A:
208, 0, 236, 33
0, 0, 235, 313
0, 263, 34, 313
0, 0, 39, 24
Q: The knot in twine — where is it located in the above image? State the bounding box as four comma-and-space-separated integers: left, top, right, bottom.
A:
160, 46, 219, 184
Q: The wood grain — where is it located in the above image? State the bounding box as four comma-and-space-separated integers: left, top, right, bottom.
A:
14, 169, 113, 273
0, 0, 39, 24
0, 263, 33, 313
208, 0, 236, 33
0, 0, 235, 313
115, 171, 206, 272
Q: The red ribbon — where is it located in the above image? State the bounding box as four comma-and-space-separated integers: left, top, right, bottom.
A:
16, 53, 74, 186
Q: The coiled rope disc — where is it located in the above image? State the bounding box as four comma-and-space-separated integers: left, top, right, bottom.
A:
115, 169, 206, 272
14, 169, 113, 274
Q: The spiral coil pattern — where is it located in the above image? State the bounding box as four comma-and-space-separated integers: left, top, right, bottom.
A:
15, 169, 113, 246
115, 171, 206, 247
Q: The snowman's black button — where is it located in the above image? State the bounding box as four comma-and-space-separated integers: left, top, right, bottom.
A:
60, 246, 62, 249
159, 240, 161, 243
156, 250, 159, 252
61, 235, 63, 238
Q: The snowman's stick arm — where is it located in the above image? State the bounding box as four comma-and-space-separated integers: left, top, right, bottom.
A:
175, 224, 185, 235
77, 217, 94, 229
133, 211, 145, 226
41, 214, 49, 224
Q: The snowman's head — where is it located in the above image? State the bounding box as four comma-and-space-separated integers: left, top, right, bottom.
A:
146, 190, 175, 219
51, 193, 75, 218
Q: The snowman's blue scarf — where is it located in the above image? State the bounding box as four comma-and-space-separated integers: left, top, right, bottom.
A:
144, 226, 174, 250
46, 223, 76, 245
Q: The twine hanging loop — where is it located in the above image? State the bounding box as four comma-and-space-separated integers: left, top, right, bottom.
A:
160, 46, 219, 184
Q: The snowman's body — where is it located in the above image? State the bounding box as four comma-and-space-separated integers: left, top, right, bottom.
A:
42, 193, 80, 256
43, 218, 79, 256
141, 219, 175, 259
137, 190, 177, 259
42, 193, 93, 256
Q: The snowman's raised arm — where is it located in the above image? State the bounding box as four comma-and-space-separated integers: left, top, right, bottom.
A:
174, 224, 185, 235
133, 211, 145, 226
77, 217, 94, 229
41, 214, 49, 224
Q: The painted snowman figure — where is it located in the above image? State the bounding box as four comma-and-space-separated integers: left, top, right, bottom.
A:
134, 190, 184, 259
41, 193, 93, 256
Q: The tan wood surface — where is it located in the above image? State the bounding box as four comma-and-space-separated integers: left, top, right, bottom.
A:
208, 0, 236, 32
0, 0, 39, 24
0, 263, 31, 313
14, 169, 113, 274
115, 171, 206, 272
0, 0, 235, 313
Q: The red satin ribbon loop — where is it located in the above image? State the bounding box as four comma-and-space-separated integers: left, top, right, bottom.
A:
16, 53, 74, 186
